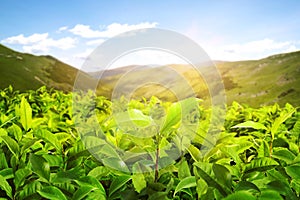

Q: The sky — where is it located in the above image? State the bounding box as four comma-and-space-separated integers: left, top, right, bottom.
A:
1, 0, 300, 70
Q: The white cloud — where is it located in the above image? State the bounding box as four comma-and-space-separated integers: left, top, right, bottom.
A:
86, 38, 106, 46
1, 33, 48, 45
283, 45, 298, 53
2, 32, 77, 54
74, 48, 94, 60
57, 26, 68, 33
109, 49, 187, 69
68, 48, 97, 70
69, 22, 158, 38
23, 37, 76, 53
224, 39, 290, 53
69, 24, 100, 38
206, 38, 300, 61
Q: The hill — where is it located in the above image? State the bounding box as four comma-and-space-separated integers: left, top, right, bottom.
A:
1, 44, 299, 107
218, 51, 300, 106
0, 44, 95, 92
92, 51, 300, 107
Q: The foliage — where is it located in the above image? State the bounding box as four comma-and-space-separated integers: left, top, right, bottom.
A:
0, 86, 299, 199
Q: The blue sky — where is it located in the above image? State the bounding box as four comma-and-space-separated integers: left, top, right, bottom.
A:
1, 0, 300, 69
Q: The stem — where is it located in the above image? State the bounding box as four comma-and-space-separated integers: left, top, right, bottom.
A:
269, 140, 273, 157
154, 131, 160, 182
155, 146, 159, 182
269, 130, 274, 158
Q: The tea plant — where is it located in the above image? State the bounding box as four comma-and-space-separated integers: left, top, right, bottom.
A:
0, 86, 299, 199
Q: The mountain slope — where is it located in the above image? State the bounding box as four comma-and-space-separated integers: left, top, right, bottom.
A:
92, 51, 300, 107
219, 51, 300, 106
0, 44, 95, 91
1, 44, 299, 107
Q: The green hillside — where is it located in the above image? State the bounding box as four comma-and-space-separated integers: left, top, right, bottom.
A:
219, 51, 300, 106
94, 51, 300, 107
0, 44, 95, 91
1, 44, 299, 107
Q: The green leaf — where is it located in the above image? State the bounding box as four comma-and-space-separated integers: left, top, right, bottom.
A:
87, 166, 110, 179
196, 178, 208, 197
0, 114, 12, 129
267, 180, 298, 200
20, 138, 38, 154
187, 144, 202, 162
166, 177, 174, 193
82, 135, 106, 152
132, 161, 153, 174
0, 175, 13, 199
148, 182, 166, 192
0, 151, 8, 170
257, 139, 270, 158
14, 168, 32, 190
178, 159, 191, 179
128, 109, 153, 127
235, 181, 260, 193
20, 96, 32, 131
223, 191, 256, 200
0, 128, 8, 143
1, 135, 19, 157
219, 141, 253, 162
199, 187, 215, 200
290, 179, 300, 196
85, 189, 107, 200
34, 129, 62, 151
16, 181, 42, 199
232, 121, 267, 130
174, 176, 196, 197
29, 154, 50, 181
31, 117, 47, 129
213, 164, 232, 189
285, 164, 300, 179
7, 124, 23, 142
272, 148, 296, 164
102, 157, 129, 173
114, 109, 153, 128
289, 142, 299, 155
38, 186, 67, 200
148, 192, 169, 200
271, 108, 295, 138
180, 97, 199, 121
99, 144, 120, 159
72, 185, 96, 200
266, 168, 289, 184
258, 190, 284, 200
53, 167, 83, 183
108, 175, 131, 197
42, 154, 63, 167
10, 155, 18, 171
76, 176, 106, 194
194, 162, 228, 197
55, 132, 71, 143
0, 168, 13, 179
160, 102, 181, 134
132, 173, 146, 193
53, 182, 76, 194
243, 157, 279, 174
